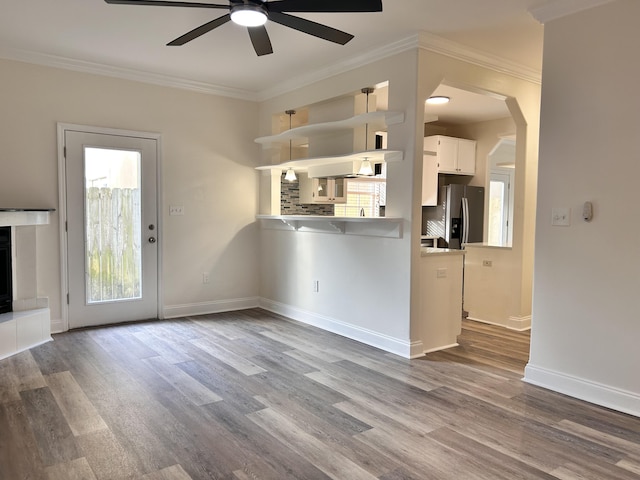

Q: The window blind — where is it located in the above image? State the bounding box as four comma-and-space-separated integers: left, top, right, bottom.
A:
334, 178, 386, 217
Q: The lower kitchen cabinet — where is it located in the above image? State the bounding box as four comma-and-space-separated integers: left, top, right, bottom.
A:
299, 174, 347, 204
419, 248, 465, 353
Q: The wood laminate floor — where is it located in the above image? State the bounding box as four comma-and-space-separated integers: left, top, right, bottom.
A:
1, 309, 639, 479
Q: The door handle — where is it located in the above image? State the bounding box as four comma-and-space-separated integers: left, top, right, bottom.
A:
148, 237, 156, 244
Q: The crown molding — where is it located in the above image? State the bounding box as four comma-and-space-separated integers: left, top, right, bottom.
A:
0, 31, 541, 103
529, 0, 616, 23
258, 32, 541, 100
0, 46, 258, 101
417, 32, 541, 85
256, 35, 418, 101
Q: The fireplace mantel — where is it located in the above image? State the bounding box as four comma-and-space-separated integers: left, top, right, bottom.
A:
0, 208, 54, 227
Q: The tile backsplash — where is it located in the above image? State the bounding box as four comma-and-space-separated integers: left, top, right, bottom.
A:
281, 174, 333, 216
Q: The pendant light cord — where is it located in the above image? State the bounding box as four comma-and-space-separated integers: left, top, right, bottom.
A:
361, 87, 374, 151
286, 109, 295, 161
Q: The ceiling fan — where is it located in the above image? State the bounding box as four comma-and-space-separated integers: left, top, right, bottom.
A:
104, 0, 383, 56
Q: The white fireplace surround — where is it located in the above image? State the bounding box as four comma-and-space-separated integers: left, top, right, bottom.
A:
0, 209, 53, 361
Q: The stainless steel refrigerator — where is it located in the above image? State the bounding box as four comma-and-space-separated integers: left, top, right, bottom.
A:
443, 184, 484, 249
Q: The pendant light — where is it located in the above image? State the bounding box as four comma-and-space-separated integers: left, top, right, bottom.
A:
359, 157, 374, 176
284, 109, 297, 182
358, 87, 375, 176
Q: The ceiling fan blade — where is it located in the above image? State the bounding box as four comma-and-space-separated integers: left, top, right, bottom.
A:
248, 26, 273, 56
167, 14, 231, 46
267, 0, 382, 13
268, 12, 354, 45
105, 0, 229, 8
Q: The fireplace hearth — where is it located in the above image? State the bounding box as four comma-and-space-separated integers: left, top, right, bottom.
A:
0, 208, 54, 361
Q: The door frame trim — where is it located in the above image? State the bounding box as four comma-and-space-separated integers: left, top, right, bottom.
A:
57, 123, 163, 332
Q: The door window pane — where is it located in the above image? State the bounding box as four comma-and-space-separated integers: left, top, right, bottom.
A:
84, 147, 142, 304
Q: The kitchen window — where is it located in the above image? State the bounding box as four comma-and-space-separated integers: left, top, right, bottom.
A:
334, 177, 386, 217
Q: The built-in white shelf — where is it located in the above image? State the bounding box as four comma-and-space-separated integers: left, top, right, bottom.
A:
255, 111, 405, 146
257, 215, 403, 238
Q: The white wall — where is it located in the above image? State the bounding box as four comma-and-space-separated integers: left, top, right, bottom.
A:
526, 0, 640, 416
0, 58, 260, 328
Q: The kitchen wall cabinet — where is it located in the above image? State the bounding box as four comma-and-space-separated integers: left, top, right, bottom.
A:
422, 153, 438, 206
424, 135, 476, 175
299, 175, 347, 204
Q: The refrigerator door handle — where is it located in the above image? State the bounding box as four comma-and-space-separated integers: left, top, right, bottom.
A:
462, 197, 470, 247
458, 197, 467, 249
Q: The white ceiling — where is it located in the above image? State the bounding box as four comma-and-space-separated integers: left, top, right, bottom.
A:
425, 85, 511, 125
0, 1, 612, 115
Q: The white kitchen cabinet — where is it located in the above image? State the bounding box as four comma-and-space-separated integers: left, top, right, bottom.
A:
299, 175, 347, 204
422, 153, 438, 206
424, 135, 476, 175
419, 249, 465, 353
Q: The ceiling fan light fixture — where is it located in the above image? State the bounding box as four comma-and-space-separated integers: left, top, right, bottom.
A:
426, 96, 450, 105
231, 5, 268, 27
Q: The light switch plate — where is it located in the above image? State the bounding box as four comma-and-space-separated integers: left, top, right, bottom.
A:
551, 207, 570, 226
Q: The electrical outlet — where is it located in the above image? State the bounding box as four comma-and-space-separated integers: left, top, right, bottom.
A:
313, 280, 319, 293
436, 268, 447, 278
202, 273, 210, 284
551, 207, 570, 226
169, 205, 184, 216
482, 260, 492, 267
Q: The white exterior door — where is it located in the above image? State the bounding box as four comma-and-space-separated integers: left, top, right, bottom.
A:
64, 128, 159, 329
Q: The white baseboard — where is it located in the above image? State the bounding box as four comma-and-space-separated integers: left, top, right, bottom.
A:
163, 297, 260, 319
424, 343, 459, 354
259, 298, 417, 359
508, 315, 532, 331
524, 363, 640, 418
466, 315, 531, 331
51, 318, 65, 334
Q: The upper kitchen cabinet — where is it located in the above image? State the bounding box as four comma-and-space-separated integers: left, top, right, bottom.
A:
422, 153, 438, 206
424, 135, 476, 175
299, 175, 347, 204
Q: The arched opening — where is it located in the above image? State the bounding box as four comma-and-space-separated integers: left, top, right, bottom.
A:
420, 81, 534, 360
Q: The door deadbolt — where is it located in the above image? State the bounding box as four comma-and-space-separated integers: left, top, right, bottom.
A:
149, 224, 155, 230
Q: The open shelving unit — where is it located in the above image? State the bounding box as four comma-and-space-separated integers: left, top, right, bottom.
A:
254, 110, 405, 171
